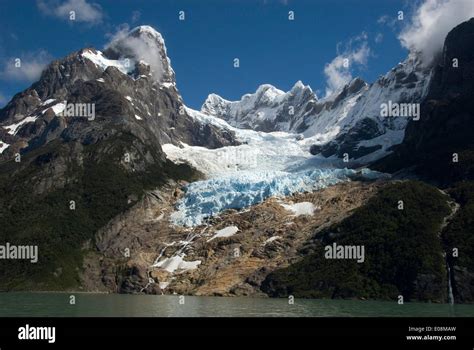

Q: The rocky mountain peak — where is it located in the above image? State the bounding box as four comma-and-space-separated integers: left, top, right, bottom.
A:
103, 25, 175, 85
347, 77, 367, 94
0, 25, 237, 162
200, 81, 317, 132
329, 77, 367, 108
290, 80, 312, 95
374, 17, 474, 184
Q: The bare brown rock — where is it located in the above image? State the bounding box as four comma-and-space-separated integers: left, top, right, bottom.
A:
80, 180, 386, 296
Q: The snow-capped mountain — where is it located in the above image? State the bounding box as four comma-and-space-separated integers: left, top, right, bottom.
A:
0, 25, 237, 161
201, 81, 316, 133
375, 18, 474, 185
201, 53, 432, 164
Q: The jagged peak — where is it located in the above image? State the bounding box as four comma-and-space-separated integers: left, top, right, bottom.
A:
131, 25, 164, 39
254, 84, 285, 96
317, 77, 367, 107
108, 25, 166, 49
203, 93, 229, 106
205, 81, 316, 109
104, 24, 174, 84
346, 77, 367, 93
290, 80, 312, 93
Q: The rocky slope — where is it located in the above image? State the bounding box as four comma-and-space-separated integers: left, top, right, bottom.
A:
80, 180, 384, 295
261, 181, 454, 302
0, 25, 237, 290
1, 17, 472, 305
0, 25, 237, 164
374, 18, 474, 185
80, 178, 466, 304
372, 19, 474, 303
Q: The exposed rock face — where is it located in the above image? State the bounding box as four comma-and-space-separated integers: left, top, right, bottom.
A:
373, 19, 474, 302
374, 18, 474, 185
0, 26, 236, 290
261, 181, 453, 302
0, 25, 237, 164
452, 266, 474, 302
0, 25, 238, 195
80, 181, 383, 296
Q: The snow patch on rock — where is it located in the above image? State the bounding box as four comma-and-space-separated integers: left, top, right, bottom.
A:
82, 49, 134, 75
3, 116, 39, 135
41, 98, 56, 106
152, 253, 201, 273
263, 236, 281, 245
0, 141, 9, 154
280, 202, 317, 216
207, 226, 239, 242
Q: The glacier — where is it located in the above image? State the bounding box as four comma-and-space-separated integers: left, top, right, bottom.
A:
170, 168, 385, 227
166, 108, 388, 227
164, 54, 432, 227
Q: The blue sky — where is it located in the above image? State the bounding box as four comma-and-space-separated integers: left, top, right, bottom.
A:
0, 0, 416, 109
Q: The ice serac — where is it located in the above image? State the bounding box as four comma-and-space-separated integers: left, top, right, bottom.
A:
201, 53, 432, 164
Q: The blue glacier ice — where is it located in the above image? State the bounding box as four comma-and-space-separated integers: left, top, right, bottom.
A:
170, 168, 386, 227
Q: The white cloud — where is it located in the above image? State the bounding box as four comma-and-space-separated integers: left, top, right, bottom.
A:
105, 24, 166, 82
37, 0, 103, 25
0, 50, 52, 82
399, 0, 474, 65
324, 37, 370, 97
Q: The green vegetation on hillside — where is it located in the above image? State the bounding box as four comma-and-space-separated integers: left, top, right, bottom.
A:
444, 182, 474, 270
442, 181, 474, 302
0, 136, 200, 291
261, 181, 451, 301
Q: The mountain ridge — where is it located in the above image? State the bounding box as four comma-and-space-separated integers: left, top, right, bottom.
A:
200, 52, 432, 164
0, 18, 473, 304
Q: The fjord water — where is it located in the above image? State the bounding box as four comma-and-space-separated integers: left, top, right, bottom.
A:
1, 293, 473, 317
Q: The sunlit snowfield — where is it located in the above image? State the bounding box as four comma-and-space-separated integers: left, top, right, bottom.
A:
1, 293, 473, 317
